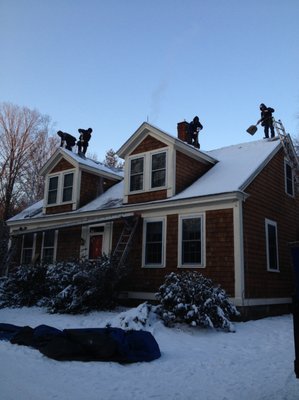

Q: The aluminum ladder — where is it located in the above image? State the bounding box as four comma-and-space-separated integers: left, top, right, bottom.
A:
112, 215, 140, 267
273, 119, 299, 187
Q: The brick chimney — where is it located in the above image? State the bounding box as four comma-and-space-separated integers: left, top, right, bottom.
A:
177, 121, 189, 142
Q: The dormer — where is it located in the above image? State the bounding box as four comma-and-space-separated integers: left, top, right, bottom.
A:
117, 122, 217, 204
39, 148, 123, 215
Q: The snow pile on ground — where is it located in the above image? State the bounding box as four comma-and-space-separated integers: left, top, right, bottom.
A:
0, 306, 298, 400
106, 302, 157, 332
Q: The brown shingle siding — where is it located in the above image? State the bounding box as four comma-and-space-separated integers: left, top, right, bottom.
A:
128, 189, 167, 204
243, 148, 297, 298
50, 159, 74, 173
176, 151, 212, 194
131, 135, 167, 154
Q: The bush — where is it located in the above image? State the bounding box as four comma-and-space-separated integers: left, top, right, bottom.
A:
0, 256, 129, 313
155, 271, 239, 332
0, 264, 48, 308
47, 256, 128, 314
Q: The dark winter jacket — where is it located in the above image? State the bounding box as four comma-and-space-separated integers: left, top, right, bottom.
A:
189, 116, 203, 135
260, 106, 275, 126
57, 131, 76, 147
78, 128, 92, 145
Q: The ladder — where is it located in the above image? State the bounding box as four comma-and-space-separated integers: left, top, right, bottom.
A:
273, 119, 299, 186
112, 214, 140, 267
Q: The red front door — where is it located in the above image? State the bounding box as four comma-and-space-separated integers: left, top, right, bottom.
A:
89, 235, 103, 259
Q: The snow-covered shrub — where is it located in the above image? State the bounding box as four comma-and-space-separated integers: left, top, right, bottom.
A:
106, 302, 155, 331
155, 271, 239, 332
0, 256, 129, 313
0, 264, 48, 308
46, 256, 128, 314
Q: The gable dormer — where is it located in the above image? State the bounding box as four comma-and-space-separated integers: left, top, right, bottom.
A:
40, 148, 123, 215
117, 122, 217, 204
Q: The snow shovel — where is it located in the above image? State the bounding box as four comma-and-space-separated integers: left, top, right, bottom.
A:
246, 120, 261, 135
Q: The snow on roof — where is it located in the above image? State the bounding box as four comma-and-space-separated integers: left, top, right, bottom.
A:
172, 137, 281, 199
8, 200, 44, 222
60, 148, 124, 177
77, 181, 124, 212
8, 138, 281, 223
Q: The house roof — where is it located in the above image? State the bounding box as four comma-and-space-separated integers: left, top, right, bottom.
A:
173, 137, 282, 200
39, 147, 123, 180
117, 122, 218, 165
8, 136, 282, 224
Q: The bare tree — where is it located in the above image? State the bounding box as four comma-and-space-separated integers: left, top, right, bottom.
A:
0, 102, 58, 221
0, 102, 58, 275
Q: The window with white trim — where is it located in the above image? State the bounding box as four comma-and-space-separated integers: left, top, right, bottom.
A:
21, 233, 35, 264
42, 230, 57, 264
48, 176, 58, 204
62, 173, 74, 202
46, 171, 75, 205
130, 157, 144, 192
143, 218, 165, 267
151, 152, 166, 188
284, 160, 294, 197
179, 215, 204, 267
128, 150, 167, 193
265, 219, 279, 272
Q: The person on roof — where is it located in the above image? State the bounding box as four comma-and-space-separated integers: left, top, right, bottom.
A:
257, 104, 275, 139
77, 128, 92, 155
187, 116, 203, 149
57, 131, 77, 151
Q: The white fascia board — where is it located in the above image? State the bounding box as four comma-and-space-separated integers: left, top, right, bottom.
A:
9, 191, 247, 235
10, 212, 135, 236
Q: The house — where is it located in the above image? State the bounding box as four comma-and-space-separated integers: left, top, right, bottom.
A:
6, 120, 299, 318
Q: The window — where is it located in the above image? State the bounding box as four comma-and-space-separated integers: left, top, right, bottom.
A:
48, 176, 58, 204
285, 160, 294, 196
46, 171, 74, 205
265, 219, 279, 271
151, 152, 166, 188
128, 150, 168, 194
63, 173, 74, 202
130, 157, 144, 192
42, 230, 57, 264
21, 233, 35, 264
179, 215, 204, 267
143, 219, 165, 267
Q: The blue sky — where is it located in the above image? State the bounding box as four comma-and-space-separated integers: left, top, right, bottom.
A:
1, 0, 299, 161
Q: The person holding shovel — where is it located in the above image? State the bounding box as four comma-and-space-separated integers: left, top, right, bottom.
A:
187, 116, 203, 148
257, 103, 275, 139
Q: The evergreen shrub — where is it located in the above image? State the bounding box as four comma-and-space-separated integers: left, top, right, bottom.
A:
0, 256, 128, 313
156, 271, 239, 332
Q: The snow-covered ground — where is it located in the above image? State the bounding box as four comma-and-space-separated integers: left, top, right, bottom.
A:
0, 305, 298, 400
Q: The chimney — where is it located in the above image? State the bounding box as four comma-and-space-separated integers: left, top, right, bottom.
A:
177, 121, 189, 142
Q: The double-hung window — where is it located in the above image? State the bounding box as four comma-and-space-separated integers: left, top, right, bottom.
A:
42, 230, 57, 264
48, 176, 59, 204
63, 173, 74, 202
265, 219, 279, 272
285, 160, 294, 197
179, 214, 204, 267
130, 157, 144, 192
21, 233, 35, 264
128, 150, 167, 193
47, 171, 74, 205
151, 152, 166, 188
143, 218, 165, 267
